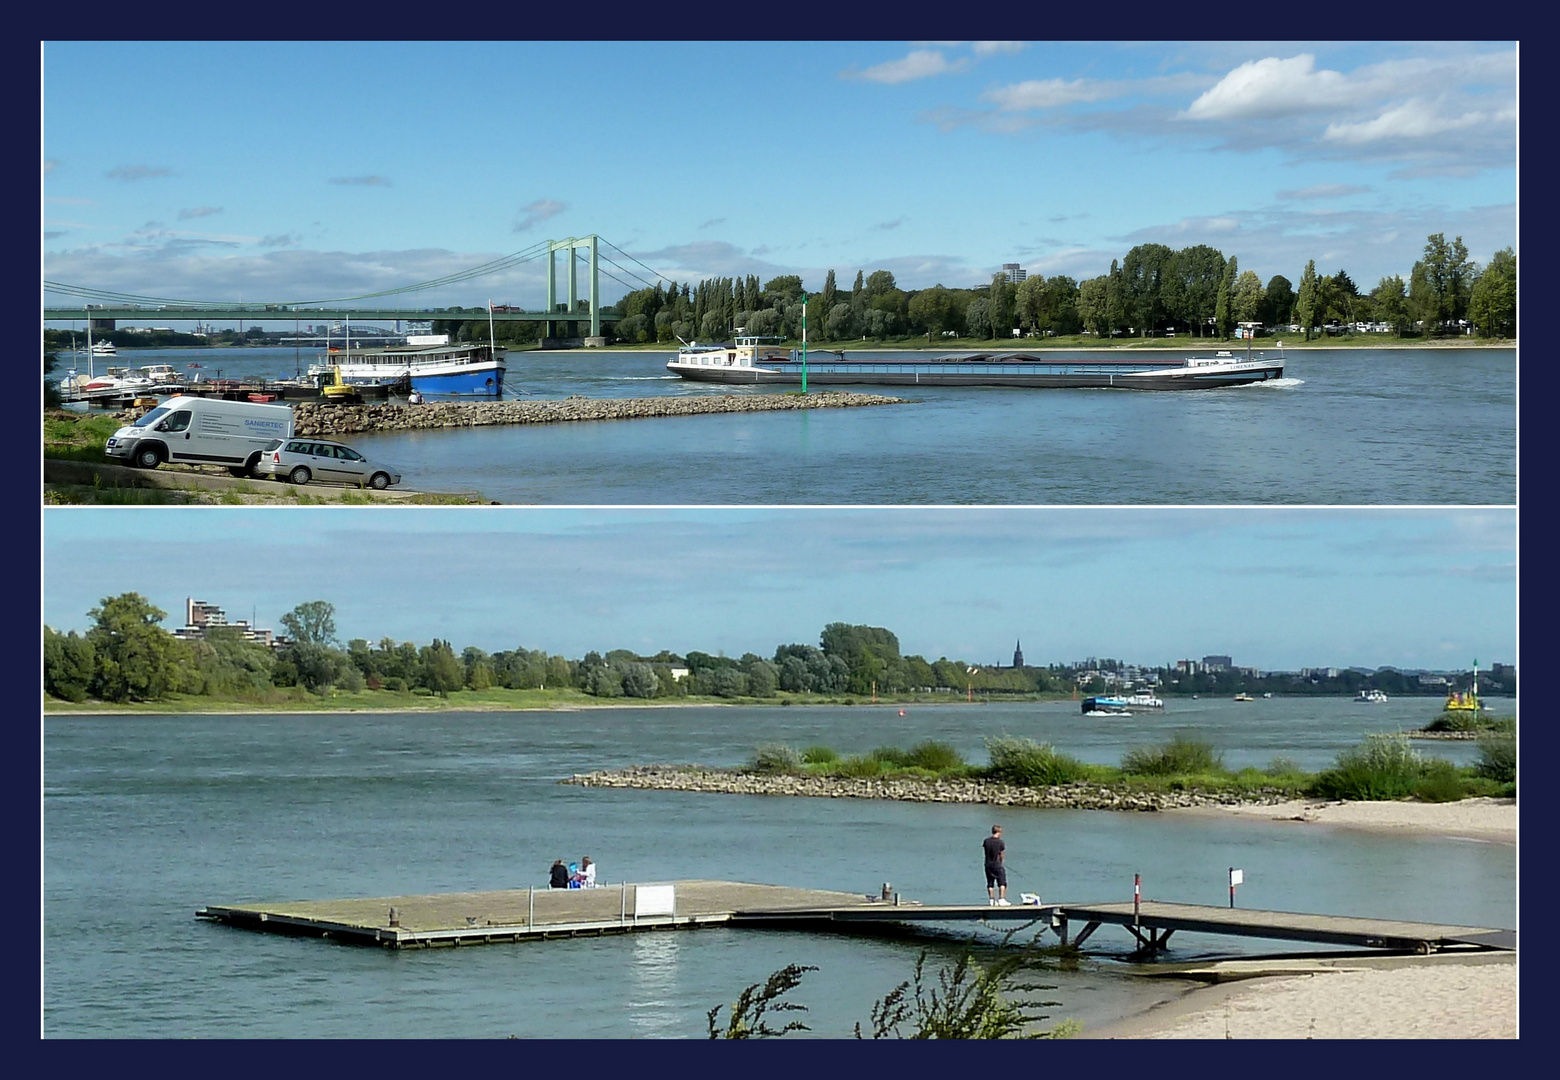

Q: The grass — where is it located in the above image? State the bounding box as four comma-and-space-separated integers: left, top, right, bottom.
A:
727, 730, 1510, 805
43, 412, 122, 460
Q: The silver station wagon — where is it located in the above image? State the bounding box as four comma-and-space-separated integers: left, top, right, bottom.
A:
257, 438, 402, 489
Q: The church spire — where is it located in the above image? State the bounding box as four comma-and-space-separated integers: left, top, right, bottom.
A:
1013, 640, 1024, 669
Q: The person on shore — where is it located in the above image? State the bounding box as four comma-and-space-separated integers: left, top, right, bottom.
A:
984, 825, 1009, 906
579, 856, 596, 889
549, 859, 569, 889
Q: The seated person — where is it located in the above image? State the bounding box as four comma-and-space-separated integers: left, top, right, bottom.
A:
549, 859, 569, 889
579, 857, 596, 889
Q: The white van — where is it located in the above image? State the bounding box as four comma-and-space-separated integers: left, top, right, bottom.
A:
105, 395, 295, 476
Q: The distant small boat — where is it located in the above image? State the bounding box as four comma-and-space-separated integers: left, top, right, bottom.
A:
1354, 688, 1388, 704
1233, 693, 1255, 702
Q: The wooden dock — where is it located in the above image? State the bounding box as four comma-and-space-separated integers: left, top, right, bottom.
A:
197, 880, 1514, 956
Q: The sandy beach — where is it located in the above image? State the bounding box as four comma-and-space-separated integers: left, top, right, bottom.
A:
1092, 955, 1516, 1039
1165, 796, 1516, 842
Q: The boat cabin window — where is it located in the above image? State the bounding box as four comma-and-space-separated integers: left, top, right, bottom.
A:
133, 406, 172, 428
155, 410, 192, 433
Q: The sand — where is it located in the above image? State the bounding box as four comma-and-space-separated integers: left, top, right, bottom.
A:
1097, 956, 1516, 1039
1166, 796, 1516, 843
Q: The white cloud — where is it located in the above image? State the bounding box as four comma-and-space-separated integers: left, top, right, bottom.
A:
1182, 55, 1353, 121
848, 49, 968, 85
983, 78, 1111, 111
1322, 99, 1483, 145
178, 206, 223, 220
972, 41, 1026, 57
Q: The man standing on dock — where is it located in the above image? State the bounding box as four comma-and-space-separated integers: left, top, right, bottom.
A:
984, 825, 1009, 906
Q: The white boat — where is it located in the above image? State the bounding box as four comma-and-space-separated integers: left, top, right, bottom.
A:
306, 330, 505, 397
137, 364, 184, 387
1355, 688, 1389, 703
1124, 691, 1164, 709
90, 341, 117, 356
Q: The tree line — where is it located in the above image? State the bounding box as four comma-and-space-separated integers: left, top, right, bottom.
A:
42, 596, 1049, 705
45, 595, 1508, 705
595, 232, 1515, 344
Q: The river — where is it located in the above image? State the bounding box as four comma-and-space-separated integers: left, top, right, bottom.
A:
44, 699, 1515, 1037
60, 345, 1515, 504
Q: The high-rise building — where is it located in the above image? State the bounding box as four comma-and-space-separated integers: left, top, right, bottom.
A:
1003, 263, 1027, 284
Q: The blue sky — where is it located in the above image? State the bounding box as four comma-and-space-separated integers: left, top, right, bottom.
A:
42, 41, 1516, 323
43, 508, 1515, 671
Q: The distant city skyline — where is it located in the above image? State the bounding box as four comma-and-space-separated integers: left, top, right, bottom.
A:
44, 41, 1515, 328
43, 508, 1515, 672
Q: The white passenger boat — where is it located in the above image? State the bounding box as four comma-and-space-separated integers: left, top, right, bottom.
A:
1355, 688, 1389, 703
307, 333, 505, 396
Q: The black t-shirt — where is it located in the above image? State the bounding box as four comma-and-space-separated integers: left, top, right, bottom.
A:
549, 863, 569, 888
983, 835, 1005, 867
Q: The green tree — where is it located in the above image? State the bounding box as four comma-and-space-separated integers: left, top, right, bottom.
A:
989, 273, 1016, 339
1121, 244, 1174, 336
85, 593, 183, 702
1371, 275, 1411, 335
44, 627, 96, 702
420, 639, 464, 697
1213, 255, 1236, 338
1076, 276, 1108, 336
1263, 275, 1295, 327
1232, 269, 1265, 326
280, 601, 337, 647
906, 286, 960, 340
1467, 248, 1516, 339
1294, 260, 1320, 341
1174, 245, 1226, 337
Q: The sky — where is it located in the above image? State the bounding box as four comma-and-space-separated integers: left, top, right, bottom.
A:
43, 508, 1515, 672
42, 41, 1516, 326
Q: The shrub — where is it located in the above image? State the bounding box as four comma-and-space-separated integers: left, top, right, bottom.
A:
985, 736, 1089, 787
1121, 734, 1224, 777
834, 755, 886, 778
902, 740, 965, 772
1309, 733, 1422, 800
802, 745, 839, 764
751, 744, 804, 775
1264, 757, 1303, 778
1474, 734, 1516, 785
1412, 759, 1468, 803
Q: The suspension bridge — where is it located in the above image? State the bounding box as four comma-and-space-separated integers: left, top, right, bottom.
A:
43, 234, 663, 344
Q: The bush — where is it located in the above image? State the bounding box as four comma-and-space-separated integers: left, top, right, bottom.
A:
1474, 734, 1516, 785
985, 736, 1089, 787
1309, 733, 1422, 800
1412, 759, 1468, 803
751, 744, 804, 775
1121, 733, 1224, 777
834, 755, 886, 778
802, 745, 840, 764
902, 740, 965, 772
1264, 757, 1303, 778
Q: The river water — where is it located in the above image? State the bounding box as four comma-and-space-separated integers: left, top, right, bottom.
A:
44, 699, 1515, 1038
62, 345, 1515, 504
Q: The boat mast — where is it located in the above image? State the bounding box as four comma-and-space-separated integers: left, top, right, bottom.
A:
488, 299, 497, 365
85, 308, 93, 380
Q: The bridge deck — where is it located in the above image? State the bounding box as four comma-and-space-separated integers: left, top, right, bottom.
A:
197, 881, 1513, 954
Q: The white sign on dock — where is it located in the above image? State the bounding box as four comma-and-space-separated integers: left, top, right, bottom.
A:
635, 884, 676, 918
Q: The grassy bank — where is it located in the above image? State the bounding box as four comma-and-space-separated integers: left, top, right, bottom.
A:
745, 732, 1515, 803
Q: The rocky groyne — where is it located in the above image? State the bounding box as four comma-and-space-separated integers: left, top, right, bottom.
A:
288, 392, 904, 438
562, 765, 1294, 812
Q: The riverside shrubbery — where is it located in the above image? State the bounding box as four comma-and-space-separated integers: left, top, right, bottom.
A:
744, 728, 1514, 802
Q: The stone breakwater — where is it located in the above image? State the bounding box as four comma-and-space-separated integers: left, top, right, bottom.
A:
287, 392, 905, 438
562, 765, 1294, 812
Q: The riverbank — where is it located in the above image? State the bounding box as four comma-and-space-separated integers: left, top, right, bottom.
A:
562, 765, 1294, 811
42, 459, 488, 505
291, 391, 904, 438
1093, 953, 1515, 1038
1164, 795, 1515, 842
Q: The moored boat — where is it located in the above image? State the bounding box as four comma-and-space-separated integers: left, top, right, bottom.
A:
308, 336, 505, 396
666, 336, 1286, 390
1355, 688, 1389, 703
1081, 695, 1131, 716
